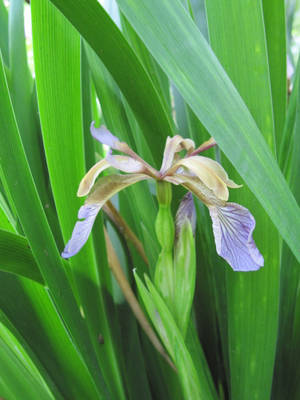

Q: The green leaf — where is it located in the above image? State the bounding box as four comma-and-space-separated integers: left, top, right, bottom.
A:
262, 0, 287, 144
0, 274, 100, 400
135, 272, 217, 400
120, 13, 172, 118
9, 0, 50, 208
204, 1, 281, 398
0, 229, 43, 284
279, 58, 300, 171
0, 52, 107, 397
0, 320, 57, 400
31, 2, 125, 397
0, 0, 9, 66
48, 0, 174, 167
273, 52, 300, 399
0, 191, 16, 232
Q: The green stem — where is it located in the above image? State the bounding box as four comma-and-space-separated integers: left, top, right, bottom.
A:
154, 181, 175, 308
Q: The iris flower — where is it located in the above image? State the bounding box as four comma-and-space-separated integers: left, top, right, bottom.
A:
62, 123, 264, 271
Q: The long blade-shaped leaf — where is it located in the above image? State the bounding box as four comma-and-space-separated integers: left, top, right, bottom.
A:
0, 229, 43, 284
0, 274, 100, 400
0, 53, 107, 398
204, 1, 280, 398
0, 322, 56, 400
262, 0, 287, 144
0, 0, 9, 66
31, 2, 125, 397
48, 0, 174, 167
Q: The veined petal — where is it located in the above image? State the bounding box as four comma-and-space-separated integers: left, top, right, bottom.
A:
86, 173, 151, 205
165, 173, 225, 207
106, 153, 146, 173
63, 173, 151, 258
174, 156, 238, 200
61, 204, 100, 258
77, 159, 111, 197
175, 192, 196, 237
209, 203, 264, 271
160, 135, 195, 173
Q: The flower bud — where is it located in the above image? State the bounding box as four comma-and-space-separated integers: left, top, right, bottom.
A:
173, 193, 196, 337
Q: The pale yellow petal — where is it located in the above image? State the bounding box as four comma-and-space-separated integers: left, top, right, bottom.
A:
77, 159, 111, 197
160, 135, 195, 173
106, 154, 146, 173
167, 174, 225, 207
86, 173, 151, 206
194, 157, 241, 189
175, 157, 229, 200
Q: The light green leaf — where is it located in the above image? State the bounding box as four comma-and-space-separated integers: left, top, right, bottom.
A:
49, 0, 174, 167
0, 321, 57, 400
262, 0, 287, 144
135, 272, 217, 400
0, 229, 43, 284
0, 0, 9, 66
0, 52, 107, 397
31, 1, 125, 397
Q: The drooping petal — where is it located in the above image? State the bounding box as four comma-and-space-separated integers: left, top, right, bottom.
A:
61, 204, 100, 258
63, 173, 151, 258
106, 153, 145, 173
160, 135, 195, 173
209, 202, 264, 271
175, 192, 196, 237
77, 159, 111, 197
165, 173, 225, 207
172, 156, 241, 200
86, 173, 151, 205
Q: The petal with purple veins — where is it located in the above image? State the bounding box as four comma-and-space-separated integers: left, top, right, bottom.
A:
209, 202, 264, 271
175, 192, 196, 237
61, 204, 100, 258
63, 173, 151, 258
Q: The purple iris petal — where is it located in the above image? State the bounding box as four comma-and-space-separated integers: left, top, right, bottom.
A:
90, 121, 120, 149
209, 202, 264, 271
61, 204, 100, 258
175, 192, 196, 237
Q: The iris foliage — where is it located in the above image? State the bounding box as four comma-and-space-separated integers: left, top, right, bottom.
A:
0, 0, 300, 399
